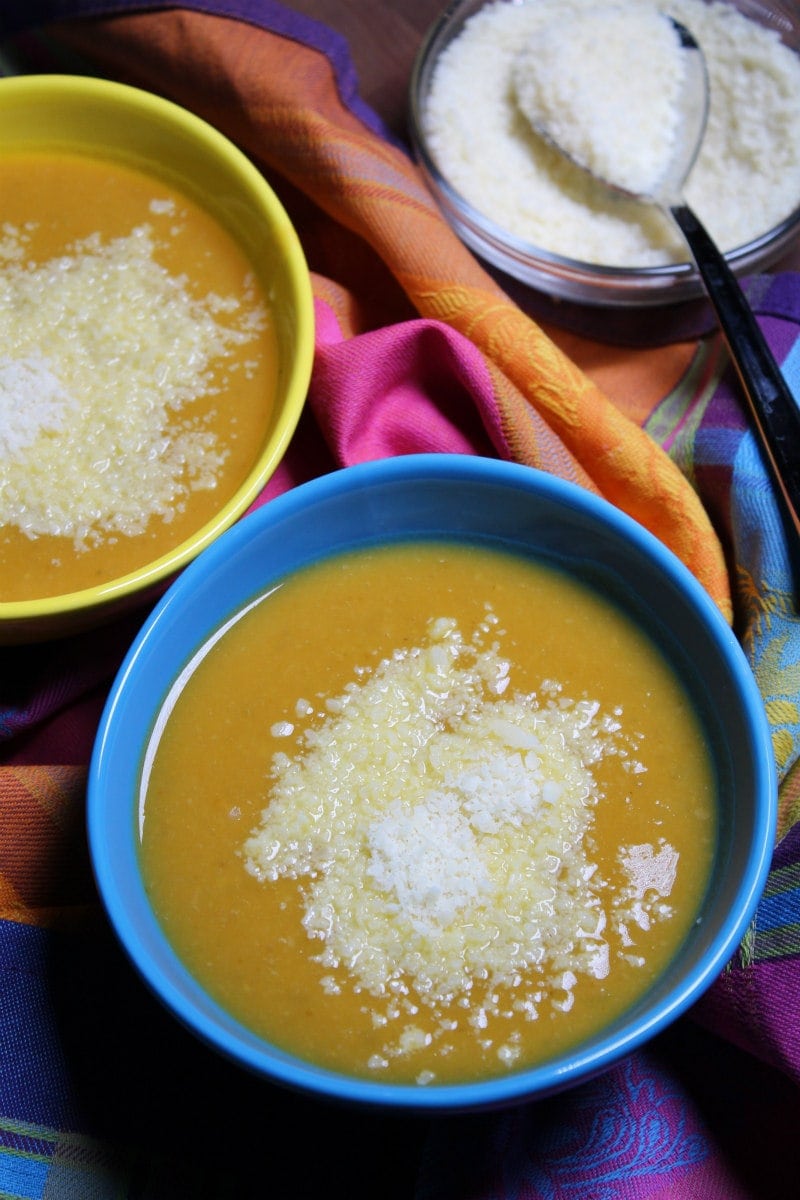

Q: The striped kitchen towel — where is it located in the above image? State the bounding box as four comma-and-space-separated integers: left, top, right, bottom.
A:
0, 3, 799, 1198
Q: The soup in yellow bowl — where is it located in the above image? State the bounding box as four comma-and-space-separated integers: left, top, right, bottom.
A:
0, 75, 313, 643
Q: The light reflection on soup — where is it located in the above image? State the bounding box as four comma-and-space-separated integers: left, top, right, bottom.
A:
140, 541, 717, 1086
0, 151, 277, 601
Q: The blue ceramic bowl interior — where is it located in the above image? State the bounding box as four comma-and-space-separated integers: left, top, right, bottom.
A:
88, 454, 777, 1111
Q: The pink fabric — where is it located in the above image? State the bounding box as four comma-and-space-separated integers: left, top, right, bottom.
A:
310, 308, 501, 461
264, 303, 589, 504
252, 306, 503, 512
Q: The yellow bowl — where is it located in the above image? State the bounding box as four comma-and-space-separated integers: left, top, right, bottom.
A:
0, 74, 314, 644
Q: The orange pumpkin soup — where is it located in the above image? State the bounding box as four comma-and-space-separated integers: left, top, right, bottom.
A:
0, 151, 277, 601
140, 541, 717, 1086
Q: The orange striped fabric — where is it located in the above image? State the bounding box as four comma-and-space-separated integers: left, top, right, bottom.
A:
0, 765, 95, 928
51, 7, 732, 617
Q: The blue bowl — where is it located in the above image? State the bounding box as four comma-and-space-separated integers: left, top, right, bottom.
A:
88, 454, 777, 1111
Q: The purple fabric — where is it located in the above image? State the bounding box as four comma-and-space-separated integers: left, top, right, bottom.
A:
414, 1031, 800, 1199
0, 0, 399, 142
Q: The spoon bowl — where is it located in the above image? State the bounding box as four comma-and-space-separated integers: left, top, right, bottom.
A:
514, 12, 708, 206
650, 18, 709, 208
519, 11, 800, 548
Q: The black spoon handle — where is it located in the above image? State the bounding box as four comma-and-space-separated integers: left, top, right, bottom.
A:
671, 202, 800, 543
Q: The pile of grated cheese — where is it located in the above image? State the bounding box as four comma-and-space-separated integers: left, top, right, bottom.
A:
423, 0, 800, 266
0, 214, 266, 550
244, 609, 677, 1077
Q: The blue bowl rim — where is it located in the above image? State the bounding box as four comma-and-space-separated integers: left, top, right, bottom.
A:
87, 453, 778, 1112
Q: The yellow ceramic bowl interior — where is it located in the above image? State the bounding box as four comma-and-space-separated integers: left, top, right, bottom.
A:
0, 74, 314, 644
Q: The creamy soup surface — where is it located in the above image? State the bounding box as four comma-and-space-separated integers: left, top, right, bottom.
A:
140, 541, 717, 1087
0, 151, 277, 601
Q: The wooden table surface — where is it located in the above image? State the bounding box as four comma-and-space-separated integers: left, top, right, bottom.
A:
286, 0, 444, 138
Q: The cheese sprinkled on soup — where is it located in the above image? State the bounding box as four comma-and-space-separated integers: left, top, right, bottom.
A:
244, 610, 660, 1064
0, 222, 265, 548
0, 151, 276, 601
140, 542, 717, 1086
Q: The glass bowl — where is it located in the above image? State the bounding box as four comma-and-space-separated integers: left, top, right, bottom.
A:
409, 0, 800, 307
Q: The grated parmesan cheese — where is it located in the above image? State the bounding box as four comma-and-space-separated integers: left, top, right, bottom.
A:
244, 610, 676, 1073
0, 356, 79, 458
423, 0, 800, 266
512, 7, 687, 196
0, 220, 267, 550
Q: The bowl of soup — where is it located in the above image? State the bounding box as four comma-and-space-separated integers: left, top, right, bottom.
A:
409, 0, 800, 307
0, 74, 314, 643
87, 453, 777, 1111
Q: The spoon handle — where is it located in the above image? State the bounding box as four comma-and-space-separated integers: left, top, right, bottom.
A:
670, 202, 800, 543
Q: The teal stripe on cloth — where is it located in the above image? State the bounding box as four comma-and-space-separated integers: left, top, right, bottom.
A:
0, 1149, 48, 1200
760, 900, 800, 934
753, 859, 800, 961
0, 1114, 213, 1199
762, 858, 800, 913
754, 925, 800, 962
0, 1116, 139, 1200
780, 332, 800, 395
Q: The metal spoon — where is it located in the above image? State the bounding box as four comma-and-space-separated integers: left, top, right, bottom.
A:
523, 15, 800, 545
